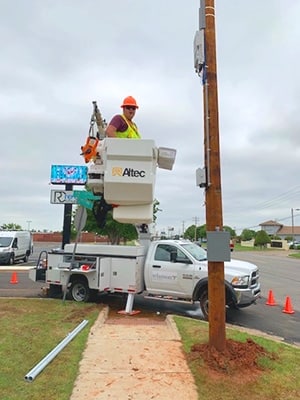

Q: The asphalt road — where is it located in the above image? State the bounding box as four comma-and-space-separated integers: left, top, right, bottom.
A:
0, 245, 299, 346
232, 250, 300, 311
0, 271, 44, 298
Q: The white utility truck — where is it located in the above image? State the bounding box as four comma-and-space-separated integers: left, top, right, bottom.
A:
30, 106, 260, 318
29, 239, 260, 319
0, 230, 33, 265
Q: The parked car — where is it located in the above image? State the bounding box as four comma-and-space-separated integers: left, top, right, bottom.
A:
0, 230, 33, 265
289, 241, 300, 249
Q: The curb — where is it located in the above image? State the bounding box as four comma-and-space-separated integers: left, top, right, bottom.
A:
166, 314, 183, 341
88, 306, 109, 334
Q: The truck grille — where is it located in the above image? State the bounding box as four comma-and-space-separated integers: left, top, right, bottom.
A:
250, 270, 259, 287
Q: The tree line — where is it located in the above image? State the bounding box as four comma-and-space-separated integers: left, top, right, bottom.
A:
183, 224, 293, 248
3, 207, 290, 248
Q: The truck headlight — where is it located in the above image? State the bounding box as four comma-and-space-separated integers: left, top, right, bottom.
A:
231, 275, 249, 287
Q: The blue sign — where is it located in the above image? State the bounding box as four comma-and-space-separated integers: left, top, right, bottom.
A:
50, 165, 88, 185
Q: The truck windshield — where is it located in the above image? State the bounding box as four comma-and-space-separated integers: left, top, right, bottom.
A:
0, 237, 12, 247
181, 243, 207, 261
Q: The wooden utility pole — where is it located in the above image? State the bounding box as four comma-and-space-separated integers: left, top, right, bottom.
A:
203, 0, 226, 351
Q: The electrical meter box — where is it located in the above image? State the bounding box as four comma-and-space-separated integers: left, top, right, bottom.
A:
206, 231, 231, 262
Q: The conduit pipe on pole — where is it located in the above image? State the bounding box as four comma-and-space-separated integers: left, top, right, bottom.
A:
24, 319, 88, 382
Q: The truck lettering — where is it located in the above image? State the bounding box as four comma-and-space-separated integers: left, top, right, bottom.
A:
152, 272, 177, 281
182, 274, 193, 280
122, 168, 146, 178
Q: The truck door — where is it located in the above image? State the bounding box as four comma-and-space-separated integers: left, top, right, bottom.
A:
147, 243, 195, 297
29, 251, 48, 282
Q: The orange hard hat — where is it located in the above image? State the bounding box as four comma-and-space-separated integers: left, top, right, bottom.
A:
121, 96, 139, 109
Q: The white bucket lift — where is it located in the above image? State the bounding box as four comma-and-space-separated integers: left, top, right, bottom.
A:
86, 138, 176, 224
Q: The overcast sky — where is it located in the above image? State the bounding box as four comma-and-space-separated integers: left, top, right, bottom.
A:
1, 0, 300, 235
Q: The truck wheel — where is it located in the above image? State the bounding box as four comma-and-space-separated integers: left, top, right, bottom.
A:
199, 289, 209, 321
9, 254, 15, 265
23, 254, 29, 263
70, 280, 90, 302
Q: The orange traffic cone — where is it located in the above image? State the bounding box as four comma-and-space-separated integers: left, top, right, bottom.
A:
266, 290, 277, 306
282, 296, 295, 314
10, 272, 18, 284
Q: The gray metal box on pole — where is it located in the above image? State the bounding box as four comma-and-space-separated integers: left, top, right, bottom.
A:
206, 231, 231, 262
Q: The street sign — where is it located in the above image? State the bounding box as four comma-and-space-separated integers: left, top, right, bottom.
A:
73, 190, 101, 210
50, 190, 78, 205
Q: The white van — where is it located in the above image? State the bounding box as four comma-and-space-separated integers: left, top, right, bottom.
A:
0, 231, 33, 265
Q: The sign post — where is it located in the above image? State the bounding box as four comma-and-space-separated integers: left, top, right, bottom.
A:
62, 184, 73, 249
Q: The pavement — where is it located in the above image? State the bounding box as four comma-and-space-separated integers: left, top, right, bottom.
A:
70, 307, 198, 400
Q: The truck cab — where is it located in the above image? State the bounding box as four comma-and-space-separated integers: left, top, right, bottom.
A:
143, 240, 260, 318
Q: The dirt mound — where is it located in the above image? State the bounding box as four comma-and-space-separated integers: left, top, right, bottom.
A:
189, 338, 275, 381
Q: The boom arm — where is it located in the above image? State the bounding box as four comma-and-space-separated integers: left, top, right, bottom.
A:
80, 101, 107, 163
92, 101, 106, 140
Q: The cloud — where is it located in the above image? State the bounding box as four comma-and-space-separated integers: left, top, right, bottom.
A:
1, 0, 300, 236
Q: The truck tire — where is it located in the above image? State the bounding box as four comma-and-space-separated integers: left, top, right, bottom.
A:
69, 280, 90, 302
9, 253, 15, 265
23, 254, 29, 263
199, 289, 209, 321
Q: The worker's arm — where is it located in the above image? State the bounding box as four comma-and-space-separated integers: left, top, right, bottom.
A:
105, 124, 118, 137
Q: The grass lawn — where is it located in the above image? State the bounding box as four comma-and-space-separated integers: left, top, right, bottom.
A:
0, 299, 100, 400
1, 299, 299, 400
174, 316, 300, 400
288, 251, 300, 259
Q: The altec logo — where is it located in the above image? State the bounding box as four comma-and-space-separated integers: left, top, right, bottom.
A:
112, 167, 146, 177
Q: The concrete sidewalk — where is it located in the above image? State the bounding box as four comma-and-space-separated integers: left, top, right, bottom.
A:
70, 308, 198, 400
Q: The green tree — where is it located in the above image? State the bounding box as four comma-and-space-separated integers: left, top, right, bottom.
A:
183, 224, 206, 241
184, 225, 197, 240
1, 223, 22, 230
241, 229, 256, 241
72, 195, 160, 244
74, 207, 137, 245
224, 225, 236, 238
184, 224, 236, 242
97, 213, 137, 244
254, 230, 271, 249
197, 224, 207, 241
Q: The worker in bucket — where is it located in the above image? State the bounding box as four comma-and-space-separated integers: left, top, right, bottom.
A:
106, 96, 141, 139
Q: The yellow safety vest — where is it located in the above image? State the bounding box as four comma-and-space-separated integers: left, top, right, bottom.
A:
116, 115, 141, 139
